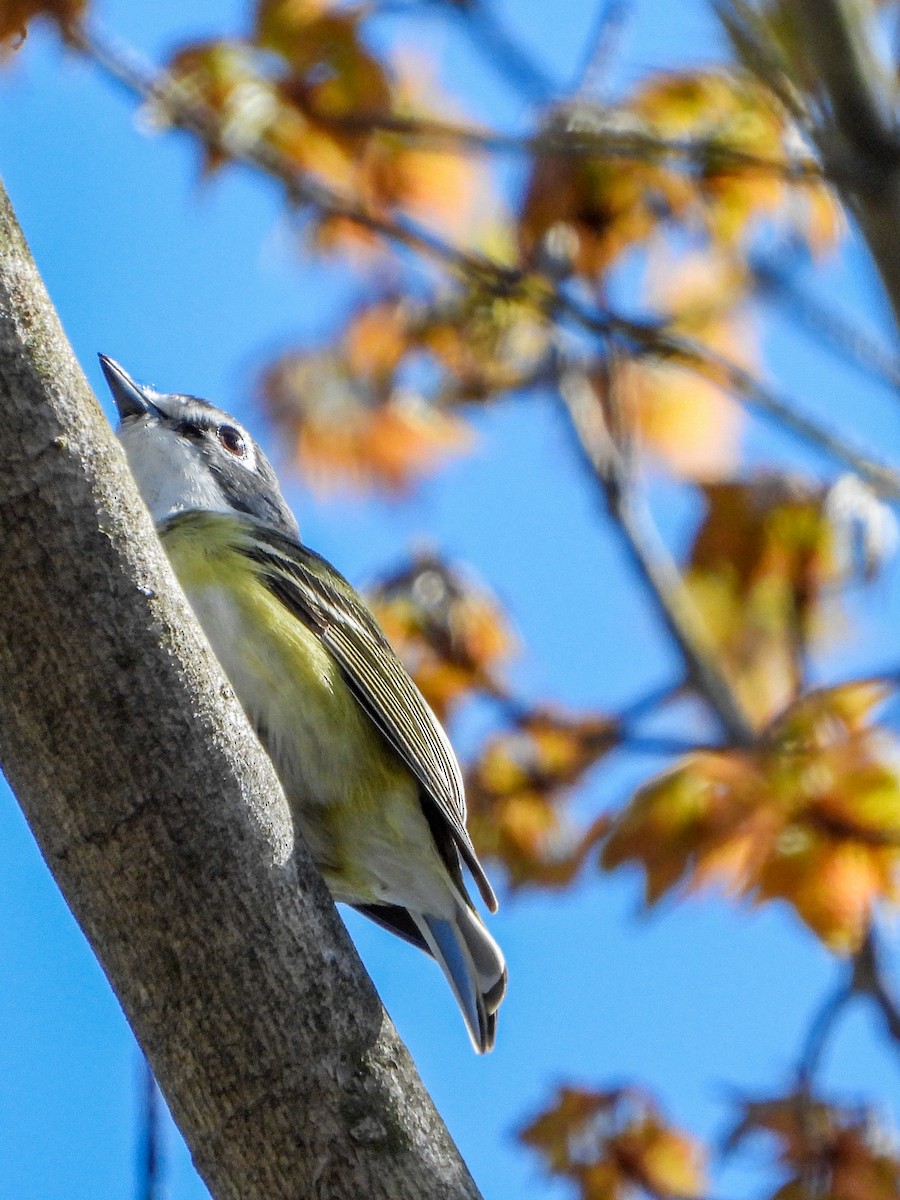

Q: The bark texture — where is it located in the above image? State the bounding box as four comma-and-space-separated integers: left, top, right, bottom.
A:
0, 175, 481, 1200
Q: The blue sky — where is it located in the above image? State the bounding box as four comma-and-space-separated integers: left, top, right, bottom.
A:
2, 2, 900, 1199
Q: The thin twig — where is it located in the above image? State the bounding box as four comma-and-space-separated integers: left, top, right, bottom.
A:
558, 360, 756, 746
853, 927, 900, 1050
797, 981, 854, 1090
373, 0, 557, 102
572, 0, 634, 99
616, 680, 683, 724
563, 298, 900, 499
483, 684, 711, 756
610, 492, 756, 745
752, 256, 900, 396
617, 733, 718, 755
137, 1057, 163, 1200
792, 977, 855, 1199
298, 110, 825, 180
454, 0, 557, 102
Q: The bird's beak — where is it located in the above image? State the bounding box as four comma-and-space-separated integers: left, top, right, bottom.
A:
98, 354, 164, 421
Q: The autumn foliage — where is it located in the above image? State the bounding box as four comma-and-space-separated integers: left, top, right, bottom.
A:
520, 1087, 707, 1200
6, 1, 900, 1198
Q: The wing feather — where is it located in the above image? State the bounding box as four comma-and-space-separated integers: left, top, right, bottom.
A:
236, 520, 497, 912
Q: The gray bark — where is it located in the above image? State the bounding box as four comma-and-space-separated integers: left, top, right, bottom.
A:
0, 175, 481, 1200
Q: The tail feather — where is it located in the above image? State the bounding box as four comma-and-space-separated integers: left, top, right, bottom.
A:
412, 903, 507, 1053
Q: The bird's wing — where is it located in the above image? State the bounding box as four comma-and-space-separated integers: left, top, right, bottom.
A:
233, 517, 497, 912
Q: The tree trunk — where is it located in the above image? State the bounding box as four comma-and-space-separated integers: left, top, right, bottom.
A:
0, 175, 481, 1200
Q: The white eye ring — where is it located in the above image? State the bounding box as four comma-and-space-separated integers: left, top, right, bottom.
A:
218, 424, 246, 457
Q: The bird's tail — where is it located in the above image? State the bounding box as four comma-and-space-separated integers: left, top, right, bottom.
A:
413, 900, 507, 1053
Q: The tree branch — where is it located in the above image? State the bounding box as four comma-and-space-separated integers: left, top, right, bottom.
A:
0, 177, 481, 1199
794, 0, 900, 331
853, 928, 900, 1051
752, 255, 900, 396
558, 365, 756, 746
565, 300, 900, 499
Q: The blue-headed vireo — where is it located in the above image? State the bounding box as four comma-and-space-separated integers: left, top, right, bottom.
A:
99, 355, 506, 1052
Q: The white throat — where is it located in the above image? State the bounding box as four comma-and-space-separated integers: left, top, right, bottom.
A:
119, 420, 230, 524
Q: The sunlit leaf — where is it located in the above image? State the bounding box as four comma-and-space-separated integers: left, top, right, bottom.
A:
467, 709, 618, 888
520, 67, 839, 282
604, 254, 749, 479
602, 683, 900, 950
685, 476, 846, 724
417, 281, 551, 400
161, 42, 281, 170
522, 1086, 708, 1200
519, 101, 692, 277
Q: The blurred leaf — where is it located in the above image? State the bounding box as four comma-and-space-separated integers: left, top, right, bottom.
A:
416, 280, 551, 401
261, 349, 473, 493
519, 101, 693, 278
685, 475, 846, 724
165, 19, 489, 241
0, 0, 85, 52
332, 63, 486, 243
601, 254, 749, 479
259, 1, 390, 120
344, 299, 411, 383
467, 709, 618, 889
602, 683, 900, 950
728, 1092, 900, 1200
369, 551, 517, 720
163, 42, 282, 171
521, 1086, 708, 1200
519, 69, 840, 281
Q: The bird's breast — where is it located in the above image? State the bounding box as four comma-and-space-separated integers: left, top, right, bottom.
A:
159, 517, 440, 907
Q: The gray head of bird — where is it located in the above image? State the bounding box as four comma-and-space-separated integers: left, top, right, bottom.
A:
99, 354, 299, 538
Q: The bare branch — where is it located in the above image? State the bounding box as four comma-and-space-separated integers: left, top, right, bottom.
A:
853, 928, 900, 1051
572, 0, 634, 99
558, 363, 757, 746
752, 256, 900, 396
794, 0, 900, 331
565, 301, 900, 499
77, 23, 827, 182
797, 982, 854, 1090
450, 0, 557, 102
290, 111, 824, 180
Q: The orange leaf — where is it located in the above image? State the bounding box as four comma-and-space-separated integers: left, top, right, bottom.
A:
369, 551, 516, 718
685, 476, 845, 724
468, 710, 618, 889
522, 1086, 708, 1200
0, 0, 84, 50
602, 683, 900, 951
729, 1091, 900, 1200
261, 350, 473, 494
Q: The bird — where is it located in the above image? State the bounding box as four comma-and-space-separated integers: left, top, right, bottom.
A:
99, 354, 507, 1052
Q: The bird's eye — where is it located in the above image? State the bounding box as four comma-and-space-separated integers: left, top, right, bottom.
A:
218, 424, 247, 457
